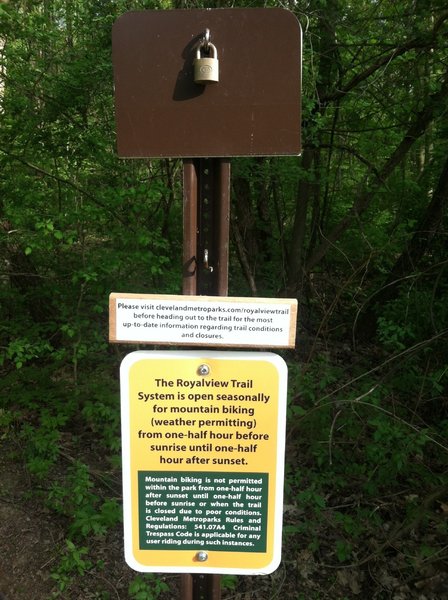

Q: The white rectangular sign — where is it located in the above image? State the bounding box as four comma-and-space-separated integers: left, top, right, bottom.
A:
109, 293, 297, 348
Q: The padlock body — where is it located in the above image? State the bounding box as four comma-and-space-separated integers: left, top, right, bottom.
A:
194, 57, 219, 84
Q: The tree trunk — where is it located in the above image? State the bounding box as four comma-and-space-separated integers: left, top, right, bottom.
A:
355, 154, 448, 339
286, 0, 339, 296
305, 74, 448, 273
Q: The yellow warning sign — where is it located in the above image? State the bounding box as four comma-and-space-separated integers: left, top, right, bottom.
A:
120, 350, 287, 575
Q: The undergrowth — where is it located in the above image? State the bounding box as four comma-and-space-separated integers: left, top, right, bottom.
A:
285, 324, 447, 595
1, 290, 447, 598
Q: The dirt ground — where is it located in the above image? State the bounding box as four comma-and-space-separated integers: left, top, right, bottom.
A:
0, 440, 151, 600
0, 443, 57, 599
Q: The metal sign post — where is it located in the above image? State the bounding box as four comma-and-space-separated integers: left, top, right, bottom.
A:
181, 573, 220, 600
181, 157, 231, 599
183, 159, 230, 298
111, 9, 301, 600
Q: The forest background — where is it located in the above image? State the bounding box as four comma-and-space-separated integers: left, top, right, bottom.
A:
0, 0, 447, 598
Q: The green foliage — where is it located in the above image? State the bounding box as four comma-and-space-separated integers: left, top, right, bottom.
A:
128, 574, 169, 600
1, 0, 447, 597
81, 392, 121, 452
220, 574, 238, 590
1, 337, 54, 369
51, 540, 93, 594
285, 337, 447, 586
335, 539, 353, 563
47, 461, 122, 538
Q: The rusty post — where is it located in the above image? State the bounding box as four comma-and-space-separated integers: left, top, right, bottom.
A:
183, 159, 198, 296
181, 157, 230, 599
183, 158, 230, 297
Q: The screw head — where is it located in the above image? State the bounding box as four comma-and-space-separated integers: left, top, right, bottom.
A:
196, 551, 208, 562
197, 364, 210, 376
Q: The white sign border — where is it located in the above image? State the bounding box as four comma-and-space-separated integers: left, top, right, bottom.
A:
120, 350, 287, 575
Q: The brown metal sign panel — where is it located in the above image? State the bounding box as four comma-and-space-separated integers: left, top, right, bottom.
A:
112, 9, 301, 158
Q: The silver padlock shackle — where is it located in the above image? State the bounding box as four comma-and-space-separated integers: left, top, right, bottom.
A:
203, 28, 211, 49
196, 41, 218, 59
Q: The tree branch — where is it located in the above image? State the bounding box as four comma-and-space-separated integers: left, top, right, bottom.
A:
321, 11, 448, 105
0, 149, 128, 227
305, 73, 448, 272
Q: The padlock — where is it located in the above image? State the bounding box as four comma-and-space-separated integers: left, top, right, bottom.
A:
194, 43, 219, 85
